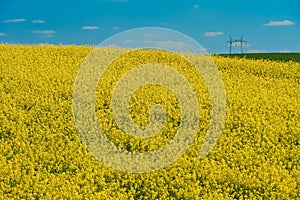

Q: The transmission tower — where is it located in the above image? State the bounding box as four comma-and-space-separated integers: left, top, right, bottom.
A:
226, 36, 246, 54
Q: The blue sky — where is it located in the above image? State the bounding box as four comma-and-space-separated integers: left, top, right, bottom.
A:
0, 0, 299, 53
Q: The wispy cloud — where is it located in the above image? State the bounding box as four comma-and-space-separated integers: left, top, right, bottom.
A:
124, 39, 134, 44
204, 32, 224, 37
107, 44, 119, 48
144, 33, 153, 37
228, 42, 250, 48
33, 30, 56, 34
144, 40, 186, 49
112, 26, 119, 30
156, 40, 185, 49
278, 49, 292, 53
32, 19, 45, 24
2, 18, 26, 23
247, 49, 268, 53
264, 20, 295, 26
0, 32, 6, 36
194, 4, 199, 8
82, 26, 99, 30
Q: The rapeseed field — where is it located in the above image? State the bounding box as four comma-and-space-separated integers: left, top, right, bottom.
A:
0, 44, 299, 199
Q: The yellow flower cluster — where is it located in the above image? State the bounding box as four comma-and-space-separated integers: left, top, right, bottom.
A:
94, 49, 210, 154
0, 44, 299, 199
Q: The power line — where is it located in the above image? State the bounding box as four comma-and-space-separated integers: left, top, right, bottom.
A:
226, 36, 246, 54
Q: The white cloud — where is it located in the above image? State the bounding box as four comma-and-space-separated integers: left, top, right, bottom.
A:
82, 26, 99, 30
230, 42, 250, 47
32, 19, 45, 24
0, 32, 6, 36
124, 39, 134, 44
144, 33, 153, 37
2, 18, 26, 23
194, 4, 199, 8
247, 49, 268, 53
264, 20, 295, 26
108, 44, 119, 48
156, 40, 185, 49
144, 40, 186, 49
204, 32, 224, 37
278, 49, 292, 53
33, 30, 56, 34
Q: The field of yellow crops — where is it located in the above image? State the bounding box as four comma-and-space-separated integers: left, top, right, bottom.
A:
0, 44, 299, 199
